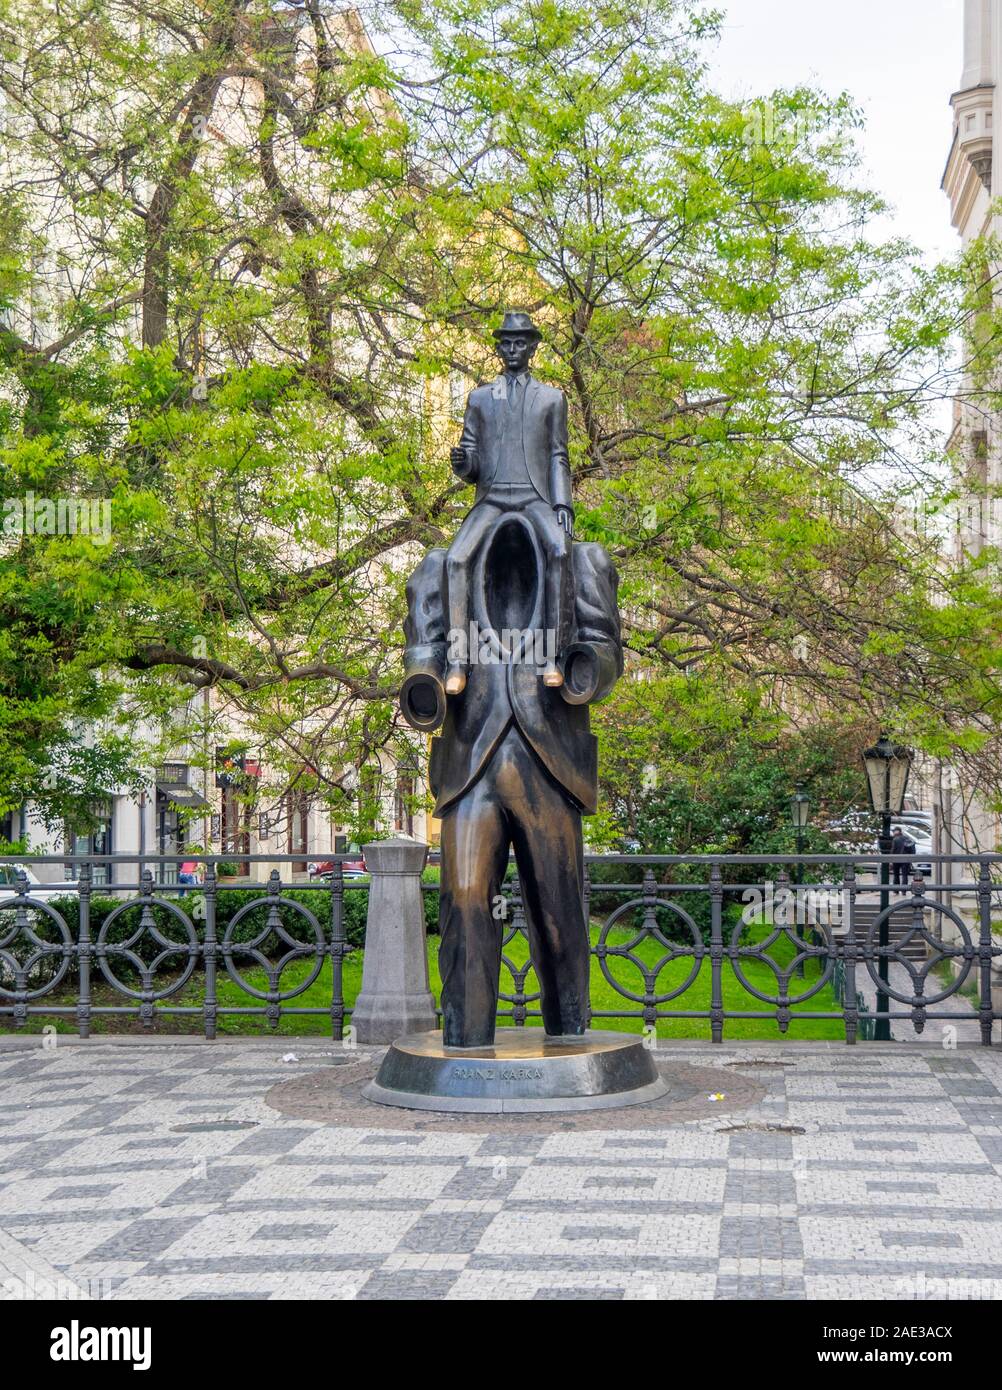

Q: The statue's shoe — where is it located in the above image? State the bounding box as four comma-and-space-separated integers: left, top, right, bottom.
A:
542, 662, 564, 688
445, 666, 467, 695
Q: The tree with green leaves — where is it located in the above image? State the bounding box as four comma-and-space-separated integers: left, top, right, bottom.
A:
0, 0, 999, 842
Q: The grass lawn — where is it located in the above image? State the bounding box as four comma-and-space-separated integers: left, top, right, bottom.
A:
5, 921, 848, 1041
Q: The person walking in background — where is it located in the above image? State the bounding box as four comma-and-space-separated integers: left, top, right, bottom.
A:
890, 826, 916, 889
177, 860, 200, 896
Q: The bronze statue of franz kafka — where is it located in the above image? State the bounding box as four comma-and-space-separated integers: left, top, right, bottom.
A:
399, 311, 623, 1048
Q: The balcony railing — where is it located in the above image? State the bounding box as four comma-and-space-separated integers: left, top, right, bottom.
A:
1, 852, 1000, 1043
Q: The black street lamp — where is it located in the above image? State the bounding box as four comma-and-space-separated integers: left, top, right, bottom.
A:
861, 733, 913, 1041
789, 786, 811, 977
789, 786, 810, 882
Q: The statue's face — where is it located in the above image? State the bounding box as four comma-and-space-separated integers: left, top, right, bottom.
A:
496, 333, 537, 374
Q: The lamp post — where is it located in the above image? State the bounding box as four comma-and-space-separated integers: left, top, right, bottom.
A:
861, 734, 913, 1042
789, 787, 810, 975
789, 787, 810, 883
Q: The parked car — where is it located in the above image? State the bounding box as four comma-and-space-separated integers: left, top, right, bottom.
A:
0, 863, 80, 900
308, 851, 367, 881
821, 810, 876, 854
901, 820, 933, 877
865, 828, 933, 878
822, 810, 932, 877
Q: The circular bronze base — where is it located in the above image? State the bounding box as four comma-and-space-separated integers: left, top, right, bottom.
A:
362, 1029, 671, 1113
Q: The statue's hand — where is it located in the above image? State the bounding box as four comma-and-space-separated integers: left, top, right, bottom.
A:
450, 445, 476, 480
555, 505, 574, 537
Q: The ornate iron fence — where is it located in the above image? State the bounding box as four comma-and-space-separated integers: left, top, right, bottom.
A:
829, 959, 876, 1042
1, 852, 1000, 1043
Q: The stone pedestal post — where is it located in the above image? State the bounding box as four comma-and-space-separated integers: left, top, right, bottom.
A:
352, 837, 437, 1044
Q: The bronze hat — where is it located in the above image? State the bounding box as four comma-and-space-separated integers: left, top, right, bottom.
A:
492, 310, 543, 341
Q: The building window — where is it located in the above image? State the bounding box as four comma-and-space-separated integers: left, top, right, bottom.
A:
394, 775, 415, 836
220, 786, 250, 874
155, 765, 211, 885
971, 429, 989, 488
66, 801, 114, 885
156, 803, 184, 887
285, 792, 309, 874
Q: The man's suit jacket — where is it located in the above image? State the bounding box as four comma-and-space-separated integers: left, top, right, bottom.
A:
403, 542, 622, 817
456, 375, 572, 508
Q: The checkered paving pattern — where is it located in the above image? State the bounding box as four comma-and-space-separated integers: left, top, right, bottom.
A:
2, 1039, 1002, 1300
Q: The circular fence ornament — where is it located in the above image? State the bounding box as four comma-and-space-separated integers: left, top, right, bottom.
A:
221, 869, 326, 1008
95, 870, 199, 1003
594, 880, 704, 1008
0, 870, 73, 1002
863, 874, 975, 1020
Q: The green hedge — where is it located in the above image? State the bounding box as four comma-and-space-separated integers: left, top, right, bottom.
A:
585, 859, 713, 940
2, 879, 444, 994
205, 881, 439, 949
1, 894, 191, 991
28, 877, 442, 955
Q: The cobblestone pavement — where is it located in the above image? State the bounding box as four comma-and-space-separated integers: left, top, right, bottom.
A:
853, 962, 985, 1044
1, 1037, 1001, 1301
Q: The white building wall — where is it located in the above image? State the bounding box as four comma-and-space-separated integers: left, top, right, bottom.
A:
945, 0, 1002, 558
935, 0, 1002, 857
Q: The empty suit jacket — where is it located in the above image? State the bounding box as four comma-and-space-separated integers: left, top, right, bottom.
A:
403, 541, 622, 817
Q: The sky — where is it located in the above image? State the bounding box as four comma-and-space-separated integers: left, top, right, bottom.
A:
706, 0, 964, 264
366, 0, 965, 263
